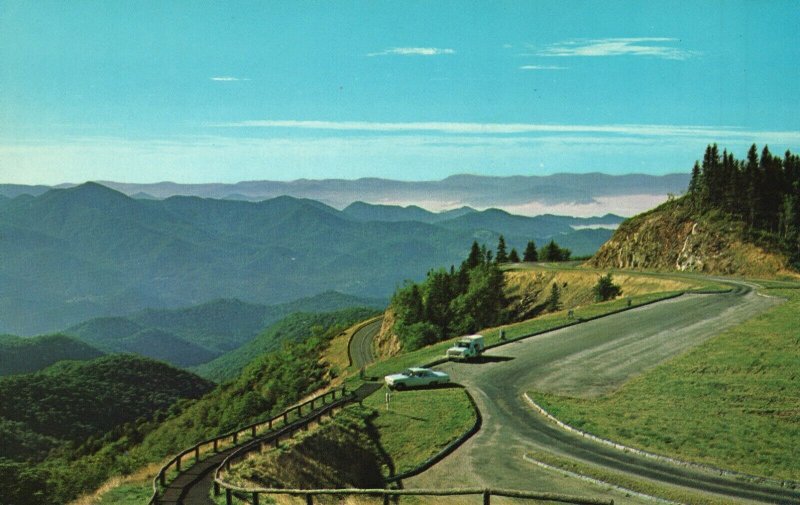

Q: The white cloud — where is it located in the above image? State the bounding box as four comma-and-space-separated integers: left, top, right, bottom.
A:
534, 37, 698, 60
367, 47, 455, 57
210, 119, 800, 143
519, 65, 568, 70
210, 76, 250, 81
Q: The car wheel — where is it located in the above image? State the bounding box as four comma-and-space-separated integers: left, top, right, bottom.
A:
395, 383, 406, 390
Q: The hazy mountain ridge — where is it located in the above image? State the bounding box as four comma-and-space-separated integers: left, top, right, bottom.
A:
0, 183, 615, 335
1, 173, 689, 213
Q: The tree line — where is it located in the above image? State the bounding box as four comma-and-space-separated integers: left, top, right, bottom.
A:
391, 237, 573, 350
687, 143, 800, 264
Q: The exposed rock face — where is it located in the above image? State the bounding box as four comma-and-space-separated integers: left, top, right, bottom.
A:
590, 202, 794, 278
373, 308, 401, 359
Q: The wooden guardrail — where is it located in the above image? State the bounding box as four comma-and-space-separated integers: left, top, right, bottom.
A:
212, 387, 613, 505
213, 485, 614, 504
149, 385, 349, 505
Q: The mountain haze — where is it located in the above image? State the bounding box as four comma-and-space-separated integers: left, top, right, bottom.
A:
1, 183, 617, 335
1, 173, 688, 216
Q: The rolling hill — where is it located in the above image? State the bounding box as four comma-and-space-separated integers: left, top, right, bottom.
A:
0, 334, 104, 377
0, 354, 213, 463
63, 292, 384, 369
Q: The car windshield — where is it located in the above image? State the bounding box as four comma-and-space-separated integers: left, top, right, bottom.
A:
456, 342, 469, 348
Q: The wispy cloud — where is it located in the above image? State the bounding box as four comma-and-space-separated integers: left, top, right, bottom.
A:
210, 76, 250, 81
367, 47, 455, 57
519, 65, 568, 70
534, 37, 698, 60
210, 119, 800, 142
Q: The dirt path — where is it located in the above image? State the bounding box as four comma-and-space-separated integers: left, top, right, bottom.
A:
407, 285, 799, 504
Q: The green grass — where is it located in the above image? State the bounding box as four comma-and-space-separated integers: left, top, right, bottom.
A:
362, 387, 476, 476
530, 287, 800, 481
94, 482, 152, 505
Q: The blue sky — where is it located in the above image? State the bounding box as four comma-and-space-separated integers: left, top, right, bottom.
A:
1, 1, 799, 184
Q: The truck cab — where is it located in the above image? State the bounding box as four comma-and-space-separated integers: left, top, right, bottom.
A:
446, 334, 485, 360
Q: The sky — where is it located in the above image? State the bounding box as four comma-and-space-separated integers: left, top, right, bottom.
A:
1, 0, 799, 185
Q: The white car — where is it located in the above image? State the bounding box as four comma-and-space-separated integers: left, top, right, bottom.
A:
384, 367, 450, 390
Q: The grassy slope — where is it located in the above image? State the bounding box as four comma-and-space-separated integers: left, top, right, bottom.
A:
531, 286, 800, 481
362, 387, 475, 476
225, 387, 476, 488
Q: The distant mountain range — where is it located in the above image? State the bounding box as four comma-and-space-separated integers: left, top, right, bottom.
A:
0, 183, 622, 335
0, 173, 689, 216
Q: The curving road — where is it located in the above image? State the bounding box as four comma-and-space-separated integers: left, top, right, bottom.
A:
407, 284, 800, 504
349, 317, 383, 369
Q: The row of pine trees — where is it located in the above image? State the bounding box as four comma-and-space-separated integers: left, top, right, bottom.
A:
688, 144, 800, 258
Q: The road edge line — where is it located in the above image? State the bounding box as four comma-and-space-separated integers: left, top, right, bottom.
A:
522, 393, 797, 490
521, 454, 680, 505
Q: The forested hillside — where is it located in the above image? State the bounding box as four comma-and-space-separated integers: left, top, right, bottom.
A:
0, 355, 213, 503
194, 307, 381, 382
64, 292, 383, 369
593, 144, 800, 276
0, 334, 103, 377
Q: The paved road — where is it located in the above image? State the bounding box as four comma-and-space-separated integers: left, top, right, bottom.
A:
349, 317, 383, 369
408, 285, 800, 504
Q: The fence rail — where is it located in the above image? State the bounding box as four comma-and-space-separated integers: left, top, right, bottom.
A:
214, 485, 614, 504
149, 385, 349, 505
212, 389, 613, 505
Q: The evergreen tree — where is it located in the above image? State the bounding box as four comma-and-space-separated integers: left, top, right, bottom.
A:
523, 240, 538, 262
508, 248, 520, 263
593, 273, 622, 302
745, 143, 762, 229
464, 241, 482, 270
541, 240, 569, 261
688, 161, 702, 208
495, 235, 509, 263
547, 282, 561, 312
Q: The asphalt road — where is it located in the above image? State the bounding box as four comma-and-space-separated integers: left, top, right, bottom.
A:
407, 285, 800, 504
349, 317, 383, 369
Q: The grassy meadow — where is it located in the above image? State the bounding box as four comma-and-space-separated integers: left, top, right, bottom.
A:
531, 287, 800, 481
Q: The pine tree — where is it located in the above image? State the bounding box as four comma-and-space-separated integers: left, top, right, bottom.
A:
523, 240, 538, 262
495, 235, 509, 263
547, 282, 561, 312
464, 241, 482, 270
508, 248, 520, 263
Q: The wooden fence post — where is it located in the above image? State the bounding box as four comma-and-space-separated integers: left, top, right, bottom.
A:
252, 491, 259, 505
269, 418, 273, 430
483, 489, 490, 505
225, 488, 232, 505
214, 482, 220, 496
305, 494, 313, 505
159, 471, 166, 486
213, 439, 218, 452
176, 455, 181, 472
195, 446, 200, 461
251, 425, 257, 437
284, 411, 288, 423
233, 432, 238, 444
